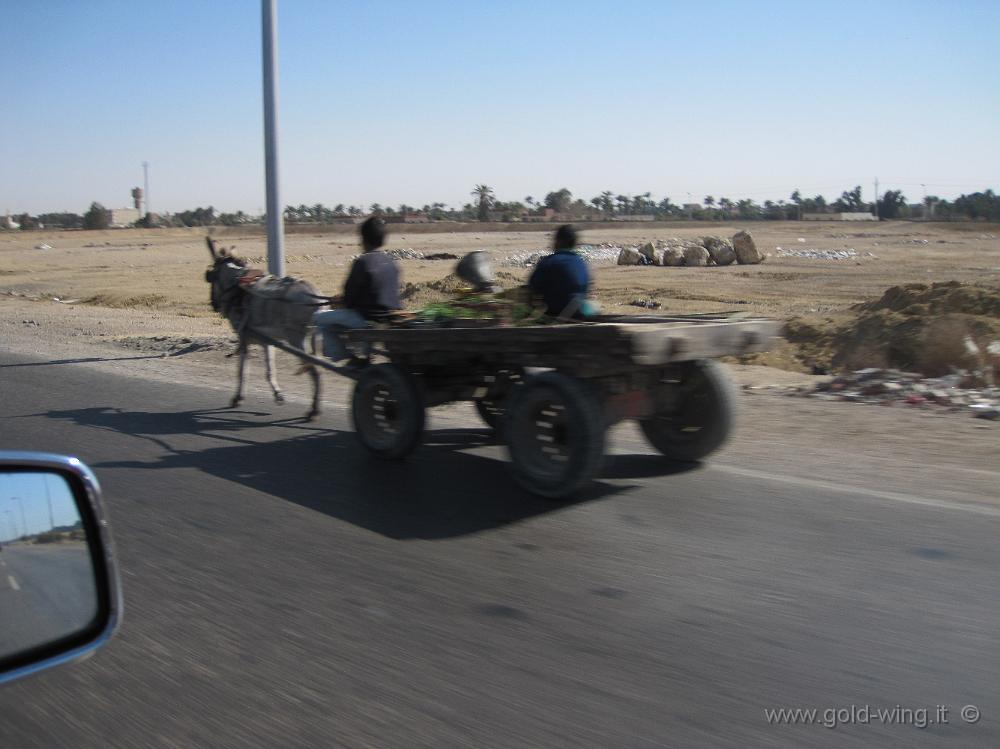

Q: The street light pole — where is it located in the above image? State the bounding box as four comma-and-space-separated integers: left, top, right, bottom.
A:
262, 0, 285, 277
43, 475, 54, 529
12, 497, 27, 537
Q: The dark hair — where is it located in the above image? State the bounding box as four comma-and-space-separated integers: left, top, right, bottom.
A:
554, 224, 577, 250
360, 216, 386, 250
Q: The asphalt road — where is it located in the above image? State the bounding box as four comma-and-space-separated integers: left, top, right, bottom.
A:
0, 543, 97, 657
0, 350, 997, 748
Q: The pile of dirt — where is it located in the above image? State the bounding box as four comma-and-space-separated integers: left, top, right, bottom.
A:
856, 281, 1000, 317
780, 282, 1000, 377
399, 274, 470, 306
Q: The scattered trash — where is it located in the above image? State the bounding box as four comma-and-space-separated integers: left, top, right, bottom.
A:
34, 243, 53, 250
501, 244, 622, 268
970, 404, 1000, 420
775, 248, 860, 260
768, 367, 999, 420
628, 299, 662, 309
386, 248, 424, 260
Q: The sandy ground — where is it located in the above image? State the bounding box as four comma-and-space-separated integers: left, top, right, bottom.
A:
2, 220, 998, 496
3, 221, 999, 319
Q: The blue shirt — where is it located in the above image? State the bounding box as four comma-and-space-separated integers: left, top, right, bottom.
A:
528, 249, 590, 318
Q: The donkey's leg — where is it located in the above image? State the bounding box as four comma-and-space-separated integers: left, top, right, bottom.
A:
230, 339, 248, 408
305, 363, 321, 421
263, 345, 284, 403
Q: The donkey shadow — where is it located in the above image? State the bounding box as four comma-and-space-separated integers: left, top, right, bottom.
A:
43, 406, 697, 540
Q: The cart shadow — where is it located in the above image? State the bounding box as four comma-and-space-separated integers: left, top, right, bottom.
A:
44, 406, 696, 540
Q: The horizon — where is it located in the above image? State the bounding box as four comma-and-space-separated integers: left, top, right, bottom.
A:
3, 1, 998, 216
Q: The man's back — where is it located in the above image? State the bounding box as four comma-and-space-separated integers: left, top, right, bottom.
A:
529, 249, 589, 318
344, 250, 400, 319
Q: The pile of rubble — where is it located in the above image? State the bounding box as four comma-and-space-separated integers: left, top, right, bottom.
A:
748, 367, 999, 420
352, 249, 459, 261
774, 248, 871, 260
499, 244, 624, 268
616, 231, 765, 267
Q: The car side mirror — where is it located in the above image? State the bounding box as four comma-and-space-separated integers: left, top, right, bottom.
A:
0, 453, 121, 685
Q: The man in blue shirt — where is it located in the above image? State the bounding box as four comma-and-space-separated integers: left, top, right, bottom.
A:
528, 224, 594, 319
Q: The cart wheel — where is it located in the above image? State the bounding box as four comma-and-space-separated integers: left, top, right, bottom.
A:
474, 368, 524, 434
505, 372, 605, 499
639, 359, 735, 462
475, 399, 503, 430
352, 364, 425, 459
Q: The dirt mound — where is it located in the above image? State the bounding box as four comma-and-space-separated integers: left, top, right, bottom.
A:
782, 282, 1000, 377
857, 281, 1000, 318
399, 274, 470, 306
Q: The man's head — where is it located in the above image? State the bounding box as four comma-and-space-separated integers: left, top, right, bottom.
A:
360, 216, 386, 251
554, 224, 577, 251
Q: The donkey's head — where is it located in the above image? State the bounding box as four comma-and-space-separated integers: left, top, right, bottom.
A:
205, 237, 247, 313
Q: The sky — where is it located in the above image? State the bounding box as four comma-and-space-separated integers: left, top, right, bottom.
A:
1, 472, 80, 541
2, 0, 998, 216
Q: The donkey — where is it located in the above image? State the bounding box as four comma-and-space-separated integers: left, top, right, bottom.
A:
205, 237, 326, 420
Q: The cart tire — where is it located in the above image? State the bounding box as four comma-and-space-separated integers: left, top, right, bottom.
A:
505, 372, 605, 499
474, 368, 525, 437
352, 364, 425, 459
639, 359, 735, 462
475, 399, 503, 430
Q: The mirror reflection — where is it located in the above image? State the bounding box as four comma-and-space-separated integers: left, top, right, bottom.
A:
0, 471, 97, 662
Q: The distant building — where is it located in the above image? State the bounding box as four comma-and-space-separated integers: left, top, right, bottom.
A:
109, 208, 141, 227
801, 212, 877, 222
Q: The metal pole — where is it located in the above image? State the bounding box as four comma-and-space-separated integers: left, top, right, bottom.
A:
262, 0, 285, 276
12, 497, 27, 537
143, 161, 150, 219
44, 475, 54, 529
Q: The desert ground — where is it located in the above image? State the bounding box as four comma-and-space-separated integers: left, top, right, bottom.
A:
2, 219, 998, 366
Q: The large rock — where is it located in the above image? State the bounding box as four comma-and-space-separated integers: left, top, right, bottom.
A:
732, 230, 764, 264
617, 247, 642, 265
683, 245, 710, 266
703, 236, 736, 266
658, 247, 685, 266
638, 241, 657, 263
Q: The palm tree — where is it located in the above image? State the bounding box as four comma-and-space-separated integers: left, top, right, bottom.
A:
472, 184, 495, 222
633, 191, 652, 215
600, 190, 614, 214
790, 190, 802, 220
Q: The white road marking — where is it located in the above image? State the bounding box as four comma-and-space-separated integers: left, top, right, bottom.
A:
712, 464, 1000, 518
7, 575, 20, 591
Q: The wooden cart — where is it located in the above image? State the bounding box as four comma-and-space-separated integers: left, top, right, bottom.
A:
333, 313, 782, 498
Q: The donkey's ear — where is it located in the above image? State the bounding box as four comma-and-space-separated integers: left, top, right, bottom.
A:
206, 236, 218, 259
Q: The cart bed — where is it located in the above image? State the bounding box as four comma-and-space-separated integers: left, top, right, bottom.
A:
344, 313, 782, 375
